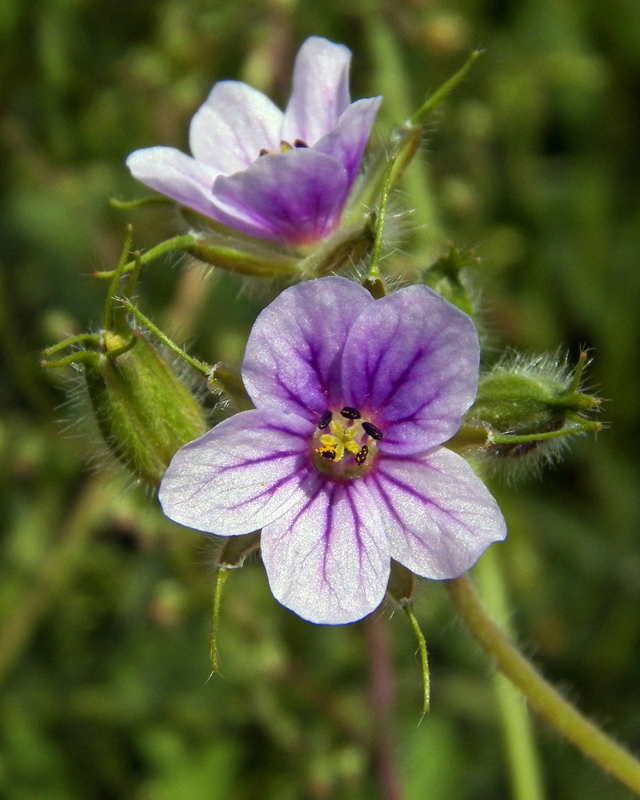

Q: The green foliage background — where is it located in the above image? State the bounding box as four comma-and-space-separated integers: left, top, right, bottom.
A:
1, 0, 640, 797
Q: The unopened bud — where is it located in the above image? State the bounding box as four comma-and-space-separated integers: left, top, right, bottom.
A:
83, 331, 208, 486
456, 352, 601, 472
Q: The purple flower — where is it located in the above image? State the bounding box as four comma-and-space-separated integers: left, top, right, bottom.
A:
159, 278, 506, 624
126, 38, 381, 246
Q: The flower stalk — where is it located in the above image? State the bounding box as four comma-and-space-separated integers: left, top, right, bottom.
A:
447, 574, 640, 796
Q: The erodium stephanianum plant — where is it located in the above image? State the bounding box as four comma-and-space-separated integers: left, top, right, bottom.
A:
159, 278, 507, 624
126, 37, 381, 246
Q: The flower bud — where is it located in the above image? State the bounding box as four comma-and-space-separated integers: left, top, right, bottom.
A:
454, 352, 601, 473
83, 331, 208, 487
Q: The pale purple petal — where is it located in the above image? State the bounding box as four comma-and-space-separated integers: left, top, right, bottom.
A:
242, 277, 373, 421
342, 285, 480, 455
282, 37, 351, 146
261, 479, 389, 624
189, 81, 283, 174
158, 409, 318, 536
367, 449, 507, 579
126, 147, 220, 217
210, 148, 349, 244
314, 96, 382, 185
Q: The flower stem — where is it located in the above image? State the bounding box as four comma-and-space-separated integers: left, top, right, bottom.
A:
369, 154, 396, 278
119, 297, 212, 378
209, 568, 230, 677
475, 550, 546, 800
364, 613, 404, 800
447, 573, 640, 796
403, 604, 430, 714
94, 235, 196, 280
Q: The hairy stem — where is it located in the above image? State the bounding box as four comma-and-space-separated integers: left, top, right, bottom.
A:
447, 574, 640, 796
475, 551, 546, 800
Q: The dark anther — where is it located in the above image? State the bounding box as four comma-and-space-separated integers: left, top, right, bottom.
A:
362, 422, 383, 440
340, 406, 361, 419
355, 446, 368, 466
259, 148, 269, 156
319, 447, 337, 460
294, 139, 309, 148
318, 410, 332, 429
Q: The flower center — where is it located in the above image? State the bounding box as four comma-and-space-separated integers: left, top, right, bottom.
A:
259, 139, 309, 157
311, 407, 383, 481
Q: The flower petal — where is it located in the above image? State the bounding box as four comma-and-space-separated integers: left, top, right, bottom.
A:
282, 37, 351, 146
158, 409, 317, 536
210, 148, 349, 244
314, 96, 382, 185
189, 81, 283, 174
261, 479, 389, 624
126, 146, 220, 217
368, 449, 507, 579
242, 277, 373, 421
342, 285, 480, 455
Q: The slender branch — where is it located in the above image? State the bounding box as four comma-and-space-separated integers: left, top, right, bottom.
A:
410, 50, 483, 125
119, 297, 212, 378
208, 568, 230, 677
369, 154, 396, 278
94, 235, 196, 280
475, 551, 546, 800
447, 574, 640, 796
403, 605, 430, 714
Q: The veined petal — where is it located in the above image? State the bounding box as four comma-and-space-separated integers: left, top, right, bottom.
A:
342, 285, 480, 455
126, 147, 220, 218
242, 277, 373, 420
282, 37, 351, 146
189, 81, 283, 174
368, 449, 507, 579
261, 479, 389, 624
314, 96, 382, 185
158, 409, 317, 536
210, 148, 349, 244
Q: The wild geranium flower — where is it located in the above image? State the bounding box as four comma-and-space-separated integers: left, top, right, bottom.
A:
126, 38, 381, 246
159, 278, 506, 624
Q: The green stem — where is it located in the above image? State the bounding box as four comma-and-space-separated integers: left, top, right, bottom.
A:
209, 568, 230, 676
410, 50, 483, 125
104, 225, 133, 329
447, 574, 640, 796
94, 235, 196, 280
475, 550, 545, 800
403, 604, 430, 714
369, 154, 396, 278
491, 420, 600, 446
42, 333, 102, 357
119, 298, 212, 378
40, 350, 101, 369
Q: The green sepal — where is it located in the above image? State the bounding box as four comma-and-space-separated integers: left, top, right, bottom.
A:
187, 237, 298, 278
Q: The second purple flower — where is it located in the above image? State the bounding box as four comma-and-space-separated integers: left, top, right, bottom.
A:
126, 37, 381, 246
